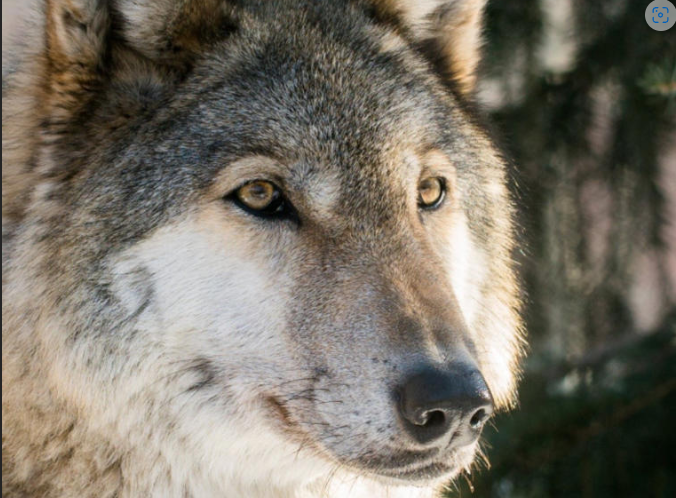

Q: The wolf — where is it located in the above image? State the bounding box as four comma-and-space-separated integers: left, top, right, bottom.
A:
2, 0, 525, 497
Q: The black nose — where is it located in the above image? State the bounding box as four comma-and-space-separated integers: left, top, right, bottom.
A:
397, 366, 494, 446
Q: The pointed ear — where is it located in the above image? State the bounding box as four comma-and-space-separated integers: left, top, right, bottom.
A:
370, 0, 488, 97
44, 0, 237, 68
115, 0, 238, 63
41, 0, 237, 125
44, 0, 110, 104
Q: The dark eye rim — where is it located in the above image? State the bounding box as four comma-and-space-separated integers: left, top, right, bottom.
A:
417, 176, 447, 211
227, 180, 298, 222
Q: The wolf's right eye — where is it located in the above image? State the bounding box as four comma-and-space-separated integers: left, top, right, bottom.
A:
230, 180, 294, 220
418, 177, 446, 210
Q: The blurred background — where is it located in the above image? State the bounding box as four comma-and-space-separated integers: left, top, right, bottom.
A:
3, 0, 675, 497
454, 1, 676, 496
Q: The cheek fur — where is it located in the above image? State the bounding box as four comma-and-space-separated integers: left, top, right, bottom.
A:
111, 205, 293, 375
444, 212, 487, 329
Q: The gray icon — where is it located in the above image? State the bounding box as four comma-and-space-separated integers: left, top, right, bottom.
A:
646, 1, 675, 30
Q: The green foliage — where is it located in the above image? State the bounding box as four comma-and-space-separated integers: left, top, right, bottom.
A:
639, 59, 676, 112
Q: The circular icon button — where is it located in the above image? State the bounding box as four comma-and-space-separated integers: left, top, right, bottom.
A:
646, 1, 676, 31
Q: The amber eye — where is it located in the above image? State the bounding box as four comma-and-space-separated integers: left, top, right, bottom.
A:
232, 180, 290, 218
237, 180, 277, 209
417, 177, 446, 209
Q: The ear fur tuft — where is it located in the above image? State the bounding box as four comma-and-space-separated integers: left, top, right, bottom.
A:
39, 0, 239, 131
370, 0, 488, 97
43, 0, 110, 114
115, 0, 239, 64
45, 0, 110, 69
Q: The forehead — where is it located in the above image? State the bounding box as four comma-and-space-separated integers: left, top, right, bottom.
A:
156, 7, 467, 172
86, 4, 500, 244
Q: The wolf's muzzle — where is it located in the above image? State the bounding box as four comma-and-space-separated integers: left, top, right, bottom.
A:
397, 365, 493, 448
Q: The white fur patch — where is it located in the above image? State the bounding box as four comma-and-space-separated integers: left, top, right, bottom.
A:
104, 207, 448, 497
446, 212, 486, 328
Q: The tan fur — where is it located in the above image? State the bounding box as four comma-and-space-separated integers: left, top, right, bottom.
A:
3, 1, 524, 496
371, 0, 487, 95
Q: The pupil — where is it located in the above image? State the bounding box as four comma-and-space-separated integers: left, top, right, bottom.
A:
250, 184, 269, 199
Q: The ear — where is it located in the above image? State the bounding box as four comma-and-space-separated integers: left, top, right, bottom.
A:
115, 0, 238, 63
370, 0, 488, 97
42, 0, 237, 126
43, 0, 110, 112
44, 0, 237, 65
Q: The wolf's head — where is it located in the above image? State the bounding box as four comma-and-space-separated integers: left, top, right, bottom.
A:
3, 0, 524, 494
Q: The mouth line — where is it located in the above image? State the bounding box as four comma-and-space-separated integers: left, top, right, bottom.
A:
356, 448, 457, 483
264, 397, 457, 483
374, 461, 455, 482
264, 396, 321, 444
357, 447, 440, 470
266, 396, 295, 426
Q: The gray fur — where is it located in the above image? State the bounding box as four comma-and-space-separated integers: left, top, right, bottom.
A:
3, 1, 525, 496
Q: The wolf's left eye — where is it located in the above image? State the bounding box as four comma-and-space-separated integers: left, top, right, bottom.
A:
418, 177, 446, 210
231, 180, 292, 219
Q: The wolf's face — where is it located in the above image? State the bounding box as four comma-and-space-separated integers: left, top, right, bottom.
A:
3, 0, 523, 493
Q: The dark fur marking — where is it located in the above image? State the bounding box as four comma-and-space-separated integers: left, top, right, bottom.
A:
185, 358, 218, 392
358, 1, 408, 35
61, 10, 87, 33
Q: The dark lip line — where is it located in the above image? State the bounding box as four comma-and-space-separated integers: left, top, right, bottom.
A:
358, 456, 451, 474
266, 396, 295, 426
356, 448, 441, 471
376, 461, 453, 480
264, 396, 456, 483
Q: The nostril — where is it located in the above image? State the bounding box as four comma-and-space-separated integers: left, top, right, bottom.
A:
419, 409, 446, 428
397, 366, 493, 445
469, 408, 488, 429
